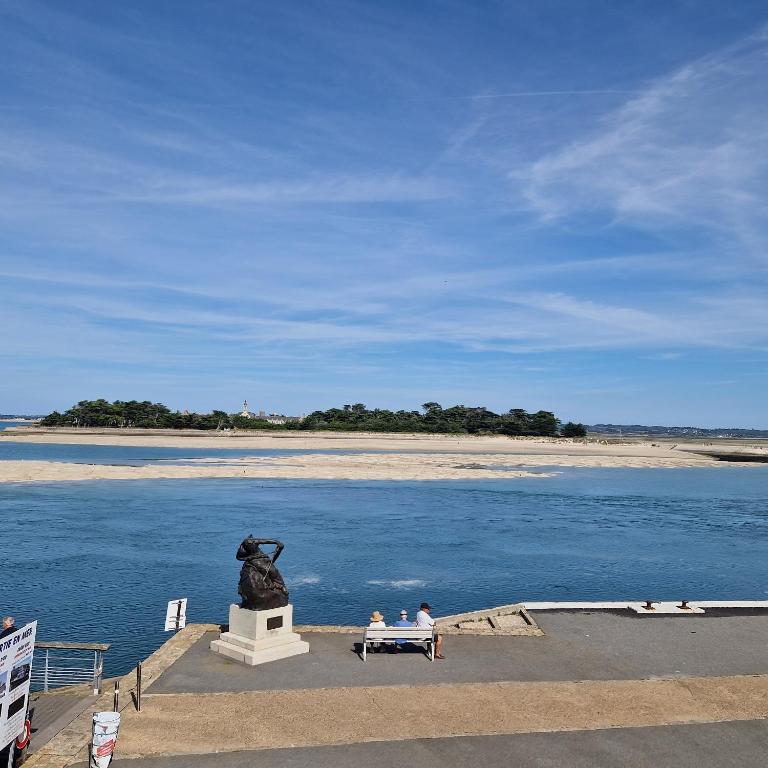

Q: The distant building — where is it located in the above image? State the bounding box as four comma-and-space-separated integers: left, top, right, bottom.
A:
237, 399, 302, 424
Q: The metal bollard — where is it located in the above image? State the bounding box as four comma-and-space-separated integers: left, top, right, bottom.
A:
113, 680, 120, 712
136, 662, 142, 713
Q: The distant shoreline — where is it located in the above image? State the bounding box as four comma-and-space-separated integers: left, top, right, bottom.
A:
0, 418, 37, 423
2, 426, 767, 452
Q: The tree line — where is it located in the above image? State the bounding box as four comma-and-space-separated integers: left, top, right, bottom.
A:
298, 402, 586, 436
40, 399, 587, 437
40, 399, 232, 430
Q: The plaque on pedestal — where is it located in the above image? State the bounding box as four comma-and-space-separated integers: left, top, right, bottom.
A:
210, 604, 310, 666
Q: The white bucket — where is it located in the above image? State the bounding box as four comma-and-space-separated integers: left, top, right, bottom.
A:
91, 711, 120, 768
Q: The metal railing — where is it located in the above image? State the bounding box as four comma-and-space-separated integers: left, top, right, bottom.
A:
31, 641, 111, 695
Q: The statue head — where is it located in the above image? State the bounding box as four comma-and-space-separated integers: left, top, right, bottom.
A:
236, 535, 268, 561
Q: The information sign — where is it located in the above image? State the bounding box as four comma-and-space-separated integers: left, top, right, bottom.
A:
0, 621, 37, 750
164, 599, 187, 632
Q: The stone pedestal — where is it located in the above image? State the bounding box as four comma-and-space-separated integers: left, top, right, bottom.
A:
210, 604, 310, 666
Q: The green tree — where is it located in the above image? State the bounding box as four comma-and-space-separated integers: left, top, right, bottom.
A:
528, 411, 559, 437
560, 422, 587, 438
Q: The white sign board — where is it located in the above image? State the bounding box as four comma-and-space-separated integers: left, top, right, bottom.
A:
0, 621, 37, 750
164, 599, 187, 632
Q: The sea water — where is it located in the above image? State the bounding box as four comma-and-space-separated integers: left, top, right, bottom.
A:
0, 458, 766, 676
0, 440, 363, 465
0, 421, 34, 431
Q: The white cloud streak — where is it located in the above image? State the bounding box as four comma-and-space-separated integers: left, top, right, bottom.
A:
515, 26, 768, 261
441, 90, 641, 100
2, 5, 768, 421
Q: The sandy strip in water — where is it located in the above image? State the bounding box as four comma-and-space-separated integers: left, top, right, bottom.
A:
2, 429, 761, 483
0, 448, 745, 483
1, 428, 750, 456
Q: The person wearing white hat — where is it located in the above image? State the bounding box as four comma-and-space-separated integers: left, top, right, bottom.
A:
393, 609, 413, 650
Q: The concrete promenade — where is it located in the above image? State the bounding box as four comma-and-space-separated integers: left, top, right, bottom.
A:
103, 723, 768, 768
62, 610, 768, 767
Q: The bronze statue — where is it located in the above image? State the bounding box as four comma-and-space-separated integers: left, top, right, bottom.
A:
236, 536, 289, 610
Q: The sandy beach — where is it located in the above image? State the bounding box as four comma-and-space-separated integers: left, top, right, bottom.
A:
5, 426, 763, 455
1, 428, 761, 482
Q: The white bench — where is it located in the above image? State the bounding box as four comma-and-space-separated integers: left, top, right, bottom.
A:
362, 627, 436, 661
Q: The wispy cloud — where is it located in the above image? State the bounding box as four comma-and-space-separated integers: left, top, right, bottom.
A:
1, 3, 767, 425
514, 26, 768, 261
113, 174, 453, 206
646, 352, 685, 361
440, 90, 641, 100
0, 131, 450, 208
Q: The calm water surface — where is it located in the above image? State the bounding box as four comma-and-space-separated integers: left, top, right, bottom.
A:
1, 463, 766, 675
0, 440, 362, 465
0, 421, 35, 431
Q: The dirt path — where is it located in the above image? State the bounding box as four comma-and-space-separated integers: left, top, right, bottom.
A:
115, 674, 768, 758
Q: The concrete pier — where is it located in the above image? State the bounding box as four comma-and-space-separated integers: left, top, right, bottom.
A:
24, 606, 768, 768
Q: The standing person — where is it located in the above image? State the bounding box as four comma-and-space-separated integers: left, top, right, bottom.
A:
367, 610, 386, 653
415, 602, 445, 659
0, 616, 15, 638
394, 609, 413, 650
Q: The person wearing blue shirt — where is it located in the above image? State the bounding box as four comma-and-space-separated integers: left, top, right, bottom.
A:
393, 609, 413, 650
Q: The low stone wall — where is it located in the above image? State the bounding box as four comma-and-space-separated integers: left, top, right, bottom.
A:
436, 604, 544, 636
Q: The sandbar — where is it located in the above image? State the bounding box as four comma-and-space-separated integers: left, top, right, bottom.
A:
0, 449, 749, 484
0, 427, 749, 455
1, 429, 764, 483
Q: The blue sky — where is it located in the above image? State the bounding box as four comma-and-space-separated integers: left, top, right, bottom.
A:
2, 1, 767, 426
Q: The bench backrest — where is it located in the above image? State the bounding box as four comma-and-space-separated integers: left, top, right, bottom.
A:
364, 627, 434, 640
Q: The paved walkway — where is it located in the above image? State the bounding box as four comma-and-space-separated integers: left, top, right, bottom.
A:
149, 612, 768, 694
40, 612, 768, 767
103, 721, 768, 768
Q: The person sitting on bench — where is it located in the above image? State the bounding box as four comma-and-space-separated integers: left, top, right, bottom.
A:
368, 610, 387, 652
394, 609, 413, 650
415, 602, 445, 659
